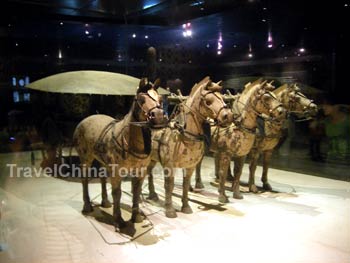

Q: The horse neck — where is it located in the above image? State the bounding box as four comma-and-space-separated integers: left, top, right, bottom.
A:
117, 100, 147, 153
237, 91, 260, 130
183, 92, 204, 135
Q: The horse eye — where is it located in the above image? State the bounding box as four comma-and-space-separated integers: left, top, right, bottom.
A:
205, 98, 213, 106
138, 95, 146, 104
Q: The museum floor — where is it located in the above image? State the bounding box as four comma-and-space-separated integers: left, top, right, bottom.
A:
0, 151, 349, 263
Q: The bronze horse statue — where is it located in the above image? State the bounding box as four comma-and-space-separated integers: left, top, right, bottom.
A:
247, 83, 317, 193
195, 79, 286, 202
73, 78, 166, 229
147, 77, 234, 218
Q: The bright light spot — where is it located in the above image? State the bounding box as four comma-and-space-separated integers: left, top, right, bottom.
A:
218, 42, 222, 50
263, 7, 267, 10
182, 24, 186, 28
187, 22, 191, 27
159, 58, 162, 62
345, 3, 348, 7
248, 53, 253, 58
262, 19, 266, 22
98, 32, 102, 37
217, 50, 222, 55
60, 22, 63, 26
85, 30, 89, 35
145, 35, 149, 39
186, 30, 192, 36
85, 24, 89, 27
143, 1, 159, 9
132, 33, 136, 38
233, 44, 237, 48
15, 43, 18, 46
183, 31, 188, 37
268, 43, 273, 48
206, 43, 210, 48
58, 49, 62, 59
299, 48, 305, 53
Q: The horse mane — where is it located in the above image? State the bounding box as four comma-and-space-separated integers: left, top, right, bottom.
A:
273, 84, 288, 96
189, 76, 210, 97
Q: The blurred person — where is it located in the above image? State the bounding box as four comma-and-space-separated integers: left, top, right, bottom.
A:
321, 97, 350, 161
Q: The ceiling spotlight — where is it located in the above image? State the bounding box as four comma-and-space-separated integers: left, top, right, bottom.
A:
60, 22, 63, 26
262, 19, 266, 22
132, 33, 136, 38
85, 30, 89, 35
182, 24, 186, 28
217, 50, 222, 55
186, 30, 192, 36
15, 43, 18, 47
299, 48, 305, 53
248, 53, 253, 58
206, 43, 210, 48
145, 35, 149, 39
268, 43, 273, 48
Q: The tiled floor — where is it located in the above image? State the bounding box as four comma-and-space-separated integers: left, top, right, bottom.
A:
0, 151, 349, 263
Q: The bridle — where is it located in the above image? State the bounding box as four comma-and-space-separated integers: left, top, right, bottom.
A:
234, 89, 283, 123
286, 91, 315, 116
133, 90, 165, 127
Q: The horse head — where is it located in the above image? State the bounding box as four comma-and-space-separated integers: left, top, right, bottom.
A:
247, 80, 286, 121
188, 77, 233, 127
274, 83, 318, 117
135, 78, 167, 126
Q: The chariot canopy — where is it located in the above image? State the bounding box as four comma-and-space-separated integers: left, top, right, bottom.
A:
26, 70, 169, 95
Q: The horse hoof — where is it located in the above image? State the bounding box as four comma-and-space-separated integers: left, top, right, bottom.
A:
181, 206, 193, 214
249, 184, 259, 193
82, 203, 93, 213
165, 208, 177, 218
101, 199, 112, 208
233, 192, 244, 200
195, 182, 205, 189
218, 195, 229, 203
147, 192, 159, 201
132, 213, 145, 223
115, 218, 127, 230
263, 183, 272, 191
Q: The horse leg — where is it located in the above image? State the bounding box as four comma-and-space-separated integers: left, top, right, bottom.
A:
194, 156, 204, 189
111, 176, 126, 229
131, 172, 146, 223
182, 168, 194, 214
100, 177, 112, 208
248, 149, 260, 193
227, 162, 234, 182
232, 156, 245, 199
217, 153, 231, 203
164, 166, 177, 218
81, 159, 93, 213
261, 150, 273, 191
147, 160, 159, 201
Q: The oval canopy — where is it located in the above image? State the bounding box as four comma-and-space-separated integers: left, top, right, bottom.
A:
26, 70, 169, 95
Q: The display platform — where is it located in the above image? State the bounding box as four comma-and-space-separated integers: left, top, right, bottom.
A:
0, 151, 349, 263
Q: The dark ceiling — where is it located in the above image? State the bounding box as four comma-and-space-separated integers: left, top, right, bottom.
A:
0, 0, 348, 95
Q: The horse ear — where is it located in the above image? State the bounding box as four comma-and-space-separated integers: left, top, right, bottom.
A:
138, 77, 150, 93
153, 78, 161, 90
216, 80, 223, 86
273, 84, 288, 95
204, 80, 213, 90
139, 78, 148, 88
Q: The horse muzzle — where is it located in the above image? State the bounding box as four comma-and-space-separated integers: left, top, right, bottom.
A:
148, 108, 168, 126
217, 108, 234, 127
